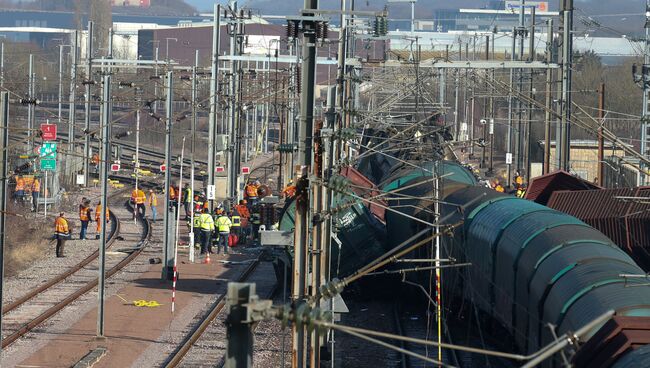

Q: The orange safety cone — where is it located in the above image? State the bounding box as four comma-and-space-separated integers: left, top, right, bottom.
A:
203, 252, 211, 264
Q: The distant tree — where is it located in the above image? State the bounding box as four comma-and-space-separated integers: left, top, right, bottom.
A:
89, 0, 112, 55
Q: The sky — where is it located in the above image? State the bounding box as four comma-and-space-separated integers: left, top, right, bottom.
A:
180, 0, 646, 36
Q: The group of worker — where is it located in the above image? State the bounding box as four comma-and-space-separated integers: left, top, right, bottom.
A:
131, 187, 159, 222
491, 171, 526, 198
78, 198, 111, 240
55, 177, 271, 258
54, 197, 111, 257
192, 207, 236, 255
14, 175, 42, 212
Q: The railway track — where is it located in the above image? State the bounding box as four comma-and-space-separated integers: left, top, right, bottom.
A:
163, 256, 277, 368
0, 198, 151, 348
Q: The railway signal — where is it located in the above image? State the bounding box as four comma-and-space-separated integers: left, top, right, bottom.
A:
241, 166, 250, 175
110, 162, 120, 172
216, 166, 225, 173
160, 163, 166, 173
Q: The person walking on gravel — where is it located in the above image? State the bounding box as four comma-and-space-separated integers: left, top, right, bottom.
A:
131, 187, 146, 218
148, 189, 158, 222
95, 201, 110, 238
78, 199, 92, 240
54, 212, 70, 257
31, 177, 40, 212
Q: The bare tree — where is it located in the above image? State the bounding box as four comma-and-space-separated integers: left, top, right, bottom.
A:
89, 0, 112, 54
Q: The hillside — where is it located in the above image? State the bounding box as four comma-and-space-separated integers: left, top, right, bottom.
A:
0, 0, 197, 16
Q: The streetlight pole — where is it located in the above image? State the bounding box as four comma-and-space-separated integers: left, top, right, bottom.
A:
165, 37, 178, 62
84, 21, 94, 187
208, 4, 221, 212
97, 74, 111, 338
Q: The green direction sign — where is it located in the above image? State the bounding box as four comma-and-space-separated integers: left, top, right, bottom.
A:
39, 143, 57, 159
40, 158, 56, 171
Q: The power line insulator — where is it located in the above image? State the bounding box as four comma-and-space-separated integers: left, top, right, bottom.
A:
315, 21, 329, 40
286, 20, 300, 39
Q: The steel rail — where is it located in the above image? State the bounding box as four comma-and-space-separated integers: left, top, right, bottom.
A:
1, 201, 151, 348
163, 257, 264, 368
1, 189, 126, 315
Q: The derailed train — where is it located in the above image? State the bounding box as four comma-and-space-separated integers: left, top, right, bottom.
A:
279, 138, 650, 366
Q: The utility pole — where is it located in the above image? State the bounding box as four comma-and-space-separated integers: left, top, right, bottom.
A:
97, 74, 111, 337
597, 83, 605, 186
0, 92, 9, 358
68, 31, 78, 167
559, 0, 574, 171
162, 71, 174, 281
27, 54, 35, 152
134, 89, 142, 224
190, 50, 198, 263
640, 0, 650, 185
84, 21, 94, 187
525, 6, 536, 184
544, 19, 554, 174
293, 0, 318, 366
488, 31, 495, 176
154, 47, 159, 114
58, 45, 64, 124
227, 1, 243, 201
516, 0, 526, 174
0, 42, 4, 88
481, 36, 489, 169
507, 27, 516, 188
453, 70, 459, 140
208, 4, 221, 211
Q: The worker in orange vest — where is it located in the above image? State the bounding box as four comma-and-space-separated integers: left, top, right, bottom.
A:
79, 199, 92, 240
54, 212, 70, 257
281, 179, 297, 199
31, 177, 40, 212
94, 201, 110, 238
131, 187, 146, 218
14, 176, 25, 203
244, 180, 260, 208
169, 186, 178, 211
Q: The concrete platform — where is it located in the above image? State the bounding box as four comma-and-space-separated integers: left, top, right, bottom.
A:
14, 251, 256, 368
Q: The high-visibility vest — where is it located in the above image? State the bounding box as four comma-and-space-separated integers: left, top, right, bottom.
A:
132, 189, 146, 204
216, 215, 232, 233
55, 216, 69, 234
199, 213, 215, 231
495, 185, 505, 193
149, 193, 158, 207
282, 185, 296, 198
515, 176, 523, 186
95, 205, 110, 222
15, 177, 24, 191
169, 187, 176, 200
183, 188, 192, 202
235, 204, 250, 218
79, 206, 91, 221
193, 215, 202, 228
231, 216, 241, 227
32, 179, 40, 193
